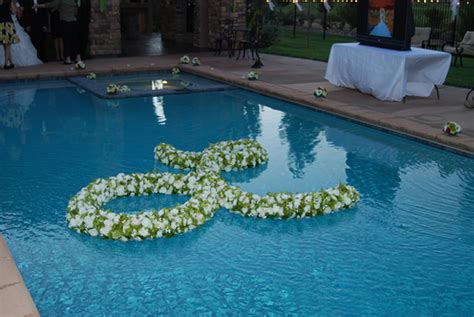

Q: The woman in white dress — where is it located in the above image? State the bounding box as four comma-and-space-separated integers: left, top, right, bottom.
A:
369, 9, 392, 38
0, 1, 42, 67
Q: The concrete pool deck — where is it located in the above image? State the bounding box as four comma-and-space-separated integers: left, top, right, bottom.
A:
0, 236, 39, 317
0, 51, 473, 315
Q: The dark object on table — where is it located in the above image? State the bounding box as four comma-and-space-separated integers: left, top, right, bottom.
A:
357, 0, 414, 51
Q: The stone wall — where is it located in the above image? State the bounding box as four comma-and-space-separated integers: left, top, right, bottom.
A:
88, 0, 247, 56
89, 0, 122, 56
160, 0, 193, 45
161, 0, 247, 49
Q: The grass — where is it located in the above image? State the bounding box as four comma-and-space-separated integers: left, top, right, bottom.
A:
263, 30, 474, 88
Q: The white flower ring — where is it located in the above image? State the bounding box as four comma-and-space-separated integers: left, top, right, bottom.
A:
154, 139, 269, 172
67, 172, 223, 241
67, 139, 360, 241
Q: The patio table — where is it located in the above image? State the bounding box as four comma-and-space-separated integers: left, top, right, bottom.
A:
325, 43, 452, 102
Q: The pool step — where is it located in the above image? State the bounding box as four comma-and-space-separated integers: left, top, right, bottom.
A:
67, 73, 237, 99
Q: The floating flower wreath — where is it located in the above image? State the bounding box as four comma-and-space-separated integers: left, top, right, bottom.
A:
67, 139, 359, 241
314, 87, 328, 98
75, 61, 86, 70
86, 72, 96, 80
192, 57, 201, 66
107, 84, 131, 95
247, 71, 259, 81
443, 121, 462, 136
180, 55, 190, 64
171, 67, 180, 75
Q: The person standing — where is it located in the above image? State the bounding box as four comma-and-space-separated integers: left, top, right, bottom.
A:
34, 0, 81, 64
22, 0, 48, 61
50, 8, 63, 60
0, 0, 20, 69
77, 0, 88, 59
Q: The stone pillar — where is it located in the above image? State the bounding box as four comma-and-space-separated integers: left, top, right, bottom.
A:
89, 0, 122, 56
207, 0, 247, 48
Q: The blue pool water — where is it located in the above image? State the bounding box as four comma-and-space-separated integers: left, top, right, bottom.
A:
0, 79, 473, 316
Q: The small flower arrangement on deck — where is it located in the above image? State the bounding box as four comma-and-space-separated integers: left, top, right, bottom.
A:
75, 61, 86, 70
180, 55, 190, 64
191, 57, 201, 66
247, 71, 259, 81
314, 87, 328, 98
86, 72, 96, 80
443, 121, 462, 136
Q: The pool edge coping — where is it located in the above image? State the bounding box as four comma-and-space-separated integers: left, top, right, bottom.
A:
0, 235, 40, 317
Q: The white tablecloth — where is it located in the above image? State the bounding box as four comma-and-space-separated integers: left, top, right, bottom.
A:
325, 43, 452, 102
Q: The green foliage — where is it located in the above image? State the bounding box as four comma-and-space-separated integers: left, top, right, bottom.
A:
259, 26, 279, 48
458, 3, 474, 42
423, 7, 449, 38
327, 4, 358, 31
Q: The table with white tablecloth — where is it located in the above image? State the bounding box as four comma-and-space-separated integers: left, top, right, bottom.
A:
325, 43, 452, 102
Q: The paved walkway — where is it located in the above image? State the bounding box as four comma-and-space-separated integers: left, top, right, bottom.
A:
0, 236, 39, 317
1, 52, 473, 156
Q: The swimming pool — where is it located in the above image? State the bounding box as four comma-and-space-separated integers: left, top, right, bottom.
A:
0, 78, 473, 315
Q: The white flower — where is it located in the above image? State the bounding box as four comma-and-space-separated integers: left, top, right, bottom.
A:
100, 226, 111, 236
84, 216, 94, 228
131, 217, 140, 226
139, 227, 149, 236
141, 217, 151, 228
88, 229, 98, 237
180, 55, 190, 64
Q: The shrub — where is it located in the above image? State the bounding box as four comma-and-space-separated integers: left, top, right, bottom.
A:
259, 26, 279, 48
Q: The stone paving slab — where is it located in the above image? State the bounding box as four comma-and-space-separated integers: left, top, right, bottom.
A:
0, 237, 39, 317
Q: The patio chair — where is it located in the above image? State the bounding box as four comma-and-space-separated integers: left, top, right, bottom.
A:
442, 31, 474, 67
214, 19, 236, 58
411, 27, 431, 48
465, 88, 473, 109
236, 28, 258, 60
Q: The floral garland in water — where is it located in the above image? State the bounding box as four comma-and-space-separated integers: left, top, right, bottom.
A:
86, 72, 96, 80
67, 139, 359, 241
107, 84, 131, 95
171, 67, 180, 75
